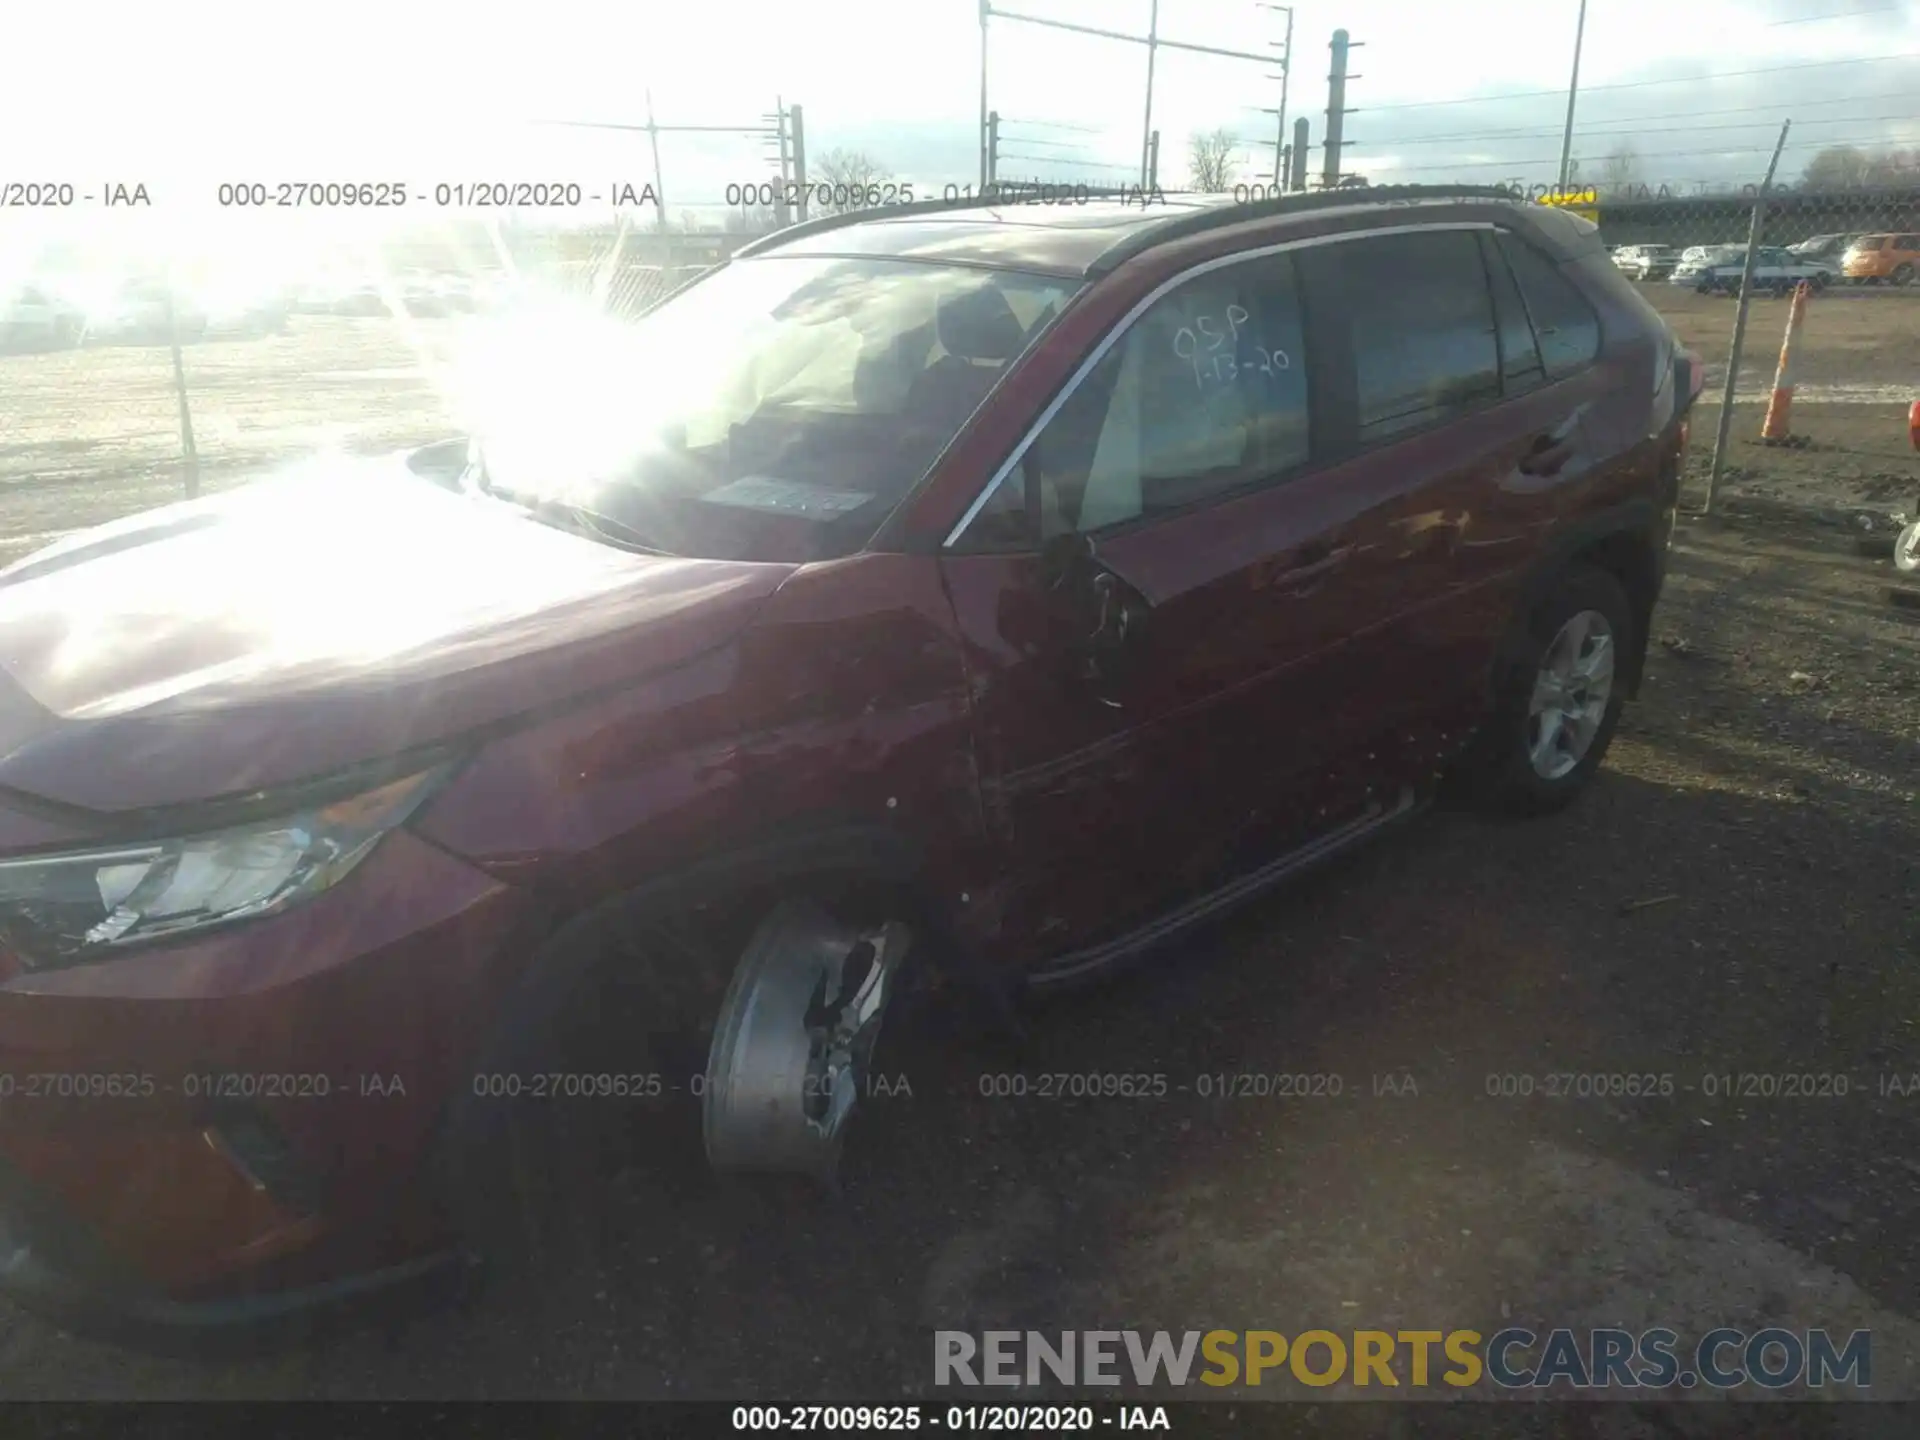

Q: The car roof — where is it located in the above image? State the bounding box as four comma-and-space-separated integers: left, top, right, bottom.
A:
735, 184, 1541, 279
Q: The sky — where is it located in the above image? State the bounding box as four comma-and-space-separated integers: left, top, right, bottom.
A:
1, 0, 1916, 267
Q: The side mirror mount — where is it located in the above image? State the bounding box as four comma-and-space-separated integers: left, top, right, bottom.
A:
1039, 527, 1097, 593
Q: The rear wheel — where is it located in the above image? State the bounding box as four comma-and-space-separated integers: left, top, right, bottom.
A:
1460, 565, 1633, 816
1893, 262, 1915, 287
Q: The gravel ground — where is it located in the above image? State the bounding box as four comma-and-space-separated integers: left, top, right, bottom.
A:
0, 287, 1916, 1428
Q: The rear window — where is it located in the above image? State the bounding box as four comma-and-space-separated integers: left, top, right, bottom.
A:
1495, 233, 1602, 379
1337, 230, 1501, 444
1855, 237, 1885, 251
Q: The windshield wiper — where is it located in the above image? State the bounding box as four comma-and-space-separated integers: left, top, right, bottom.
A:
485, 484, 680, 557
464, 441, 680, 557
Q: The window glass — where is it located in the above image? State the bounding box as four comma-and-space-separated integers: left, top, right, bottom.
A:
1339, 231, 1500, 443
1482, 234, 1545, 393
980, 255, 1311, 542
471, 256, 1075, 563
1496, 233, 1602, 379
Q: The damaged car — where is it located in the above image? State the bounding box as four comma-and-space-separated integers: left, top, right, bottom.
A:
0, 184, 1701, 1340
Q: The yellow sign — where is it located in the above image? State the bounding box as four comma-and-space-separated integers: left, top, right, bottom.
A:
1538, 187, 1600, 223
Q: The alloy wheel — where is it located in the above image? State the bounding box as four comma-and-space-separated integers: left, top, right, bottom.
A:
1526, 609, 1616, 781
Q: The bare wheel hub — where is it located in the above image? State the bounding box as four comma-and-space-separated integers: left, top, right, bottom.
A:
1526, 608, 1616, 781
702, 899, 910, 1181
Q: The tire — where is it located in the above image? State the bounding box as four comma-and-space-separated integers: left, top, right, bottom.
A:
1896, 521, 1920, 576
1893, 263, 1915, 287
435, 883, 928, 1295
1463, 564, 1634, 817
433, 903, 742, 1294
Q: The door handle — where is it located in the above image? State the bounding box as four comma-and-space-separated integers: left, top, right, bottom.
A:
1518, 432, 1576, 478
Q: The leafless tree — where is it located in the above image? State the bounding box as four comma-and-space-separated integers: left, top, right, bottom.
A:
1598, 144, 1639, 192
1802, 144, 1918, 188
811, 149, 896, 213
1188, 128, 1239, 193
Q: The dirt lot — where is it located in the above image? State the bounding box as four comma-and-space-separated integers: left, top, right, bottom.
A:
1643, 282, 1919, 522
0, 283, 1916, 1429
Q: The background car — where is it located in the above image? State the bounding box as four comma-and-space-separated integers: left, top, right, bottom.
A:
196, 282, 292, 340
1787, 233, 1858, 266
1673, 245, 1832, 296
1611, 244, 1677, 281
1842, 233, 1920, 286
1669, 245, 1745, 287
0, 285, 83, 352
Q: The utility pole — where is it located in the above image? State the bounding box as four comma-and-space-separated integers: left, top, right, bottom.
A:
1140, 0, 1160, 188
1148, 129, 1161, 191
768, 99, 792, 227
644, 89, 668, 230
1322, 29, 1361, 189
987, 110, 1001, 186
1555, 0, 1591, 197
1257, 4, 1294, 187
1291, 116, 1309, 191
978, 0, 991, 187
790, 104, 808, 221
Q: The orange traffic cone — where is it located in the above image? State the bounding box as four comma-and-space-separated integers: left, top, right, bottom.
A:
1760, 281, 1813, 446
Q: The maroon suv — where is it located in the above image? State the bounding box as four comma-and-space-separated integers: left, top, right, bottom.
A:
0, 187, 1701, 1337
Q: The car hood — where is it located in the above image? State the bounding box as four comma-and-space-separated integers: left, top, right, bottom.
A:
0, 459, 795, 815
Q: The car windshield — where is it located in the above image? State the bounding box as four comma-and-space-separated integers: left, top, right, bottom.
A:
472, 255, 1078, 563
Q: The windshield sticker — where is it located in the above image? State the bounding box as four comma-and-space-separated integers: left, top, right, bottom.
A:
702, 476, 875, 518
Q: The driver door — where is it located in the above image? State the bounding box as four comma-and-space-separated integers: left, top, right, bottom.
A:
939, 252, 1373, 975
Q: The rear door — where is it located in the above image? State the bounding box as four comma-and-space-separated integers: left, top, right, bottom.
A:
1285, 224, 1607, 764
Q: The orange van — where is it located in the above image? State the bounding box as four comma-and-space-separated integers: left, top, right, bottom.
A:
1841, 232, 1920, 285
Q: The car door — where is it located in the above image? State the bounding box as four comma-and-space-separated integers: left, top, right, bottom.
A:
939, 249, 1377, 974
1281, 225, 1609, 768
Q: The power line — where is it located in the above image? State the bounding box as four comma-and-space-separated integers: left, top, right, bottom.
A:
1376, 132, 1920, 172
1370, 111, 1920, 148
1353, 90, 1919, 145
996, 151, 1139, 170
1770, 4, 1901, 22
1359, 50, 1920, 115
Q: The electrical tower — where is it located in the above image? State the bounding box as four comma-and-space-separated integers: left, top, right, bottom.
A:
1322, 29, 1361, 189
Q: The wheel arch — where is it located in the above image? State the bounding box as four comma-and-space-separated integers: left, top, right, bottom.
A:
1511, 500, 1661, 699
432, 817, 978, 1153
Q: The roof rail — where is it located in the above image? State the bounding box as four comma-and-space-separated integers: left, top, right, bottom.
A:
1087, 183, 1524, 274
732, 191, 1049, 258
730, 181, 1523, 268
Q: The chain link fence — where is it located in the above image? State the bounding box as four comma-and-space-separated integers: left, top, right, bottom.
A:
0, 226, 717, 565
2, 186, 1914, 567
1570, 185, 1918, 533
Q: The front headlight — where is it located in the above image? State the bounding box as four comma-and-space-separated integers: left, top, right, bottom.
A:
0, 767, 449, 971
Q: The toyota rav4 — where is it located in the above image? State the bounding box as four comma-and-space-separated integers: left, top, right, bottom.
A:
0, 185, 1702, 1341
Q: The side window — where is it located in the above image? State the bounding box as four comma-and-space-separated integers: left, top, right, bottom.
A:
1480, 232, 1545, 394
1339, 230, 1500, 444
1496, 233, 1602, 379
971, 255, 1311, 544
